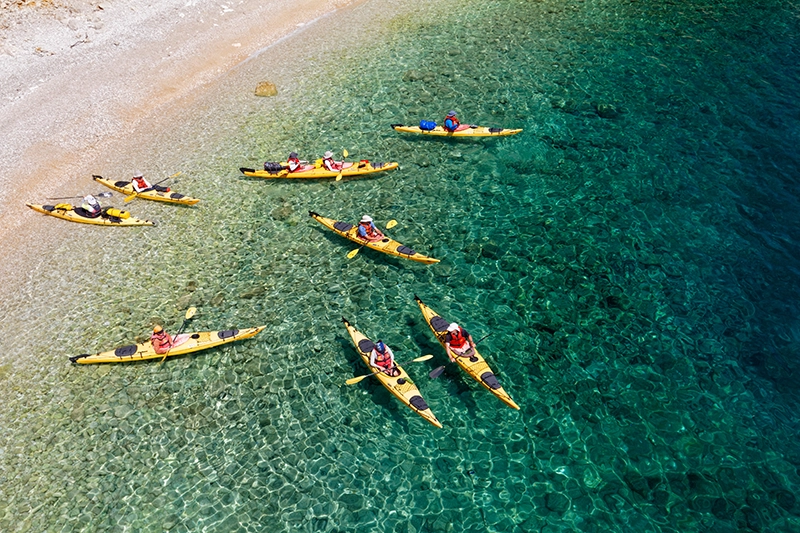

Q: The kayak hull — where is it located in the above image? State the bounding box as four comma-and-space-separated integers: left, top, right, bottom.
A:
309, 211, 439, 264
415, 296, 520, 410
26, 203, 154, 227
239, 161, 398, 179
342, 318, 442, 428
93, 176, 200, 205
70, 326, 266, 364
391, 124, 522, 137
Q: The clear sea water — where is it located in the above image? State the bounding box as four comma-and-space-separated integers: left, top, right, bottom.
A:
1, 0, 799, 531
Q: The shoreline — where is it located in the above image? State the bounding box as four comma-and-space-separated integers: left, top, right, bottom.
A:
0, 0, 358, 289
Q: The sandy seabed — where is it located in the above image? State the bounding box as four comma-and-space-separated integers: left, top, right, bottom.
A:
0, 0, 355, 290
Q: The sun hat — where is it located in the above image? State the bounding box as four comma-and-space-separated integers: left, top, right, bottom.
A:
324, 151, 334, 158
447, 323, 460, 332
153, 325, 163, 333
133, 171, 143, 178
447, 110, 457, 116
289, 152, 298, 158
361, 215, 373, 223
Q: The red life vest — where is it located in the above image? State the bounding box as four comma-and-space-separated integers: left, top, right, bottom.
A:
287, 157, 301, 171
359, 221, 380, 239
443, 115, 460, 132
151, 331, 173, 354
373, 346, 393, 369
133, 177, 149, 190
448, 328, 469, 350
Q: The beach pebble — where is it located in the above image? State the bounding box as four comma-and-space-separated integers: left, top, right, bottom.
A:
255, 81, 278, 97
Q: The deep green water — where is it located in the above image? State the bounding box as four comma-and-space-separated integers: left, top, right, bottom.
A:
1, 0, 800, 531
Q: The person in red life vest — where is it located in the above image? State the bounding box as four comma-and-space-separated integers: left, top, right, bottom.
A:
357, 215, 384, 242
321, 151, 342, 172
150, 325, 190, 355
131, 171, 170, 193
445, 322, 475, 362
79, 194, 102, 218
443, 110, 470, 133
287, 152, 302, 172
370, 340, 400, 377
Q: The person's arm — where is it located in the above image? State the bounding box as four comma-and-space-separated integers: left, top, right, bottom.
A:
288, 160, 299, 172
369, 350, 378, 368
357, 225, 367, 238
386, 347, 395, 366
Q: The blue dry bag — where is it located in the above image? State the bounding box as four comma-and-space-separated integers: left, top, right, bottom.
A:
419, 120, 437, 131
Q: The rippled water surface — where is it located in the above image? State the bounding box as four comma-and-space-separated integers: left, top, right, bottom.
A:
2, 0, 800, 531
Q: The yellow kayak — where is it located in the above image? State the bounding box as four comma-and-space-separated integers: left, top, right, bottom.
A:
239, 160, 398, 179
342, 318, 442, 428
93, 175, 200, 205
70, 326, 265, 364
26, 203, 154, 227
309, 211, 439, 264
415, 295, 520, 409
391, 123, 522, 137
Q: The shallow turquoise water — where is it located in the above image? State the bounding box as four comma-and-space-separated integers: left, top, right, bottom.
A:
1, 0, 800, 531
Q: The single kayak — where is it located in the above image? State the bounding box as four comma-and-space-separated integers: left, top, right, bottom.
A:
239, 160, 398, 179
415, 295, 520, 410
309, 211, 439, 264
70, 326, 266, 364
391, 123, 522, 137
26, 203, 155, 227
93, 175, 200, 206
342, 317, 442, 428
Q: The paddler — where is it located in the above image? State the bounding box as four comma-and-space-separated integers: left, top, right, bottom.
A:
150, 325, 190, 355
79, 194, 102, 218
357, 215, 384, 242
443, 110, 461, 132
287, 152, 302, 172
445, 323, 475, 362
131, 171, 170, 193
321, 151, 342, 172
370, 340, 400, 377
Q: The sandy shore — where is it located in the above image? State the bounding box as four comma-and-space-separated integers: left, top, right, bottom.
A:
0, 0, 356, 288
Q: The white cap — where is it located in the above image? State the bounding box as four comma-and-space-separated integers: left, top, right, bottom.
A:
447, 323, 460, 332
324, 151, 334, 158
133, 171, 143, 178
361, 215, 373, 223
84, 194, 97, 203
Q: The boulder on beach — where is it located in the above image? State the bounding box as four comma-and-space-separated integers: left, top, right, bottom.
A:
255, 81, 278, 97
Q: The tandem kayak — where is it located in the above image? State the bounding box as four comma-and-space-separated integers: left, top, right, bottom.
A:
391, 123, 522, 137
69, 326, 266, 364
93, 175, 200, 206
309, 211, 439, 264
342, 317, 442, 428
26, 203, 155, 226
239, 160, 398, 179
414, 295, 520, 410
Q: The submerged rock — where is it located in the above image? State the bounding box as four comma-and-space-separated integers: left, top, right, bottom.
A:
255, 81, 278, 97
596, 103, 619, 119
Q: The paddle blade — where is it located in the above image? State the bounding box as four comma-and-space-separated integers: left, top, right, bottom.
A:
345, 374, 370, 385
169, 171, 182, 178
343, 149, 349, 158
185, 307, 197, 319
429, 365, 446, 379
346, 247, 360, 259
98, 192, 113, 198
124, 193, 137, 203
412, 354, 434, 363
385, 219, 397, 229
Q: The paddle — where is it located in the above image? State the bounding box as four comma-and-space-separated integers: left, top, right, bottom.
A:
125, 171, 183, 202
345, 354, 434, 385
160, 306, 196, 363
46, 192, 113, 200
429, 333, 492, 379
346, 219, 398, 259
335, 149, 349, 182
